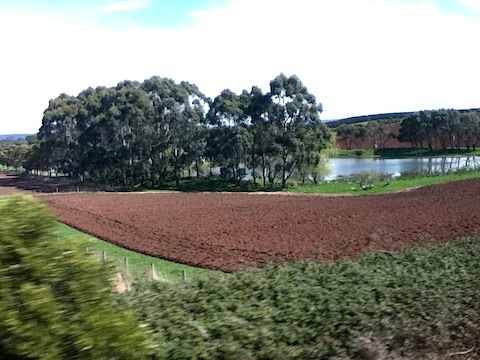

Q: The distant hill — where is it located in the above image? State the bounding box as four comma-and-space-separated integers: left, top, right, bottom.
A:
0, 134, 32, 140
324, 108, 480, 128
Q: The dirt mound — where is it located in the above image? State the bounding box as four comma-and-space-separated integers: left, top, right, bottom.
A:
39, 178, 480, 272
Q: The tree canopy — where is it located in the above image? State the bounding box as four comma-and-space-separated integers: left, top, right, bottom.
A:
398, 109, 480, 150
22, 74, 330, 188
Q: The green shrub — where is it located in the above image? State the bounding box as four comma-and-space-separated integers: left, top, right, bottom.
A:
0, 195, 150, 359
125, 239, 480, 359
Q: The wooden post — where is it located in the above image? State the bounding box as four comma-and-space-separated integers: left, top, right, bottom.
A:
55, 188, 58, 193
181, 269, 187, 283
149, 263, 158, 281
124, 257, 129, 273
102, 251, 107, 261
77, 186, 79, 192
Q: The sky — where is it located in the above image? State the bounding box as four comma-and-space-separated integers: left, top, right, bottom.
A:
0, 0, 479, 134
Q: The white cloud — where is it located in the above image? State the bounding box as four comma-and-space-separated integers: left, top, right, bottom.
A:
101, 0, 150, 12
460, 0, 480, 10
0, 0, 479, 134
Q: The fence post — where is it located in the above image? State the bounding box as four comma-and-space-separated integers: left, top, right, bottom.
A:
102, 251, 107, 261
181, 269, 187, 283
149, 263, 158, 281
124, 257, 129, 273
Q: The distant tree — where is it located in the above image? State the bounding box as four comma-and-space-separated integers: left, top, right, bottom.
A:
399, 109, 480, 151
459, 112, 480, 150
336, 124, 356, 150
366, 121, 391, 149
398, 114, 425, 147
352, 125, 368, 149
2, 144, 31, 169
336, 124, 367, 149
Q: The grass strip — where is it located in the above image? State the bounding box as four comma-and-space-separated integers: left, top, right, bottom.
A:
288, 170, 480, 195
54, 222, 215, 282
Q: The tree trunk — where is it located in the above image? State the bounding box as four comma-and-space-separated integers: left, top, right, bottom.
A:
193, 160, 198, 178
251, 147, 257, 185
262, 154, 266, 187
281, 153, 287, 189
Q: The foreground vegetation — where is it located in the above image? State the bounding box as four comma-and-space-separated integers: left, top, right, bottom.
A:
2, 195, 480, 359
0, 195, 149, 359
125, 237, 480, 359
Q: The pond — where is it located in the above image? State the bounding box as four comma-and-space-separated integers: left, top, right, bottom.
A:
328, 156, 480, 179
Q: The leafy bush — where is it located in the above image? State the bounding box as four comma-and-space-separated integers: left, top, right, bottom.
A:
123, 238, 480, 359
0, 195, 150, 359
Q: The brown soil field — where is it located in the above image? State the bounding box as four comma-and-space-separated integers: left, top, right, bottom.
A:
37, 178, 480, 272
0, 172, 96, 195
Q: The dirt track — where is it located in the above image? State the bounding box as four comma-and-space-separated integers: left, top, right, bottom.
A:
31, 178, 479, 272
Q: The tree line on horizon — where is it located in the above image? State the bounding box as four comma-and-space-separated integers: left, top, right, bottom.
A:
1, 77, 479, 184
335, 109, 480, 151
398, 109, 480, 150
9, 74, 331, 188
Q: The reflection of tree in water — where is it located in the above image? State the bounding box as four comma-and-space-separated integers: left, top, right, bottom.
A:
420, 156, 480, 176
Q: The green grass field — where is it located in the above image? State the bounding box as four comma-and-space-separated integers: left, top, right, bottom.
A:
54, 222, 215, 282
287, 170, 480, 195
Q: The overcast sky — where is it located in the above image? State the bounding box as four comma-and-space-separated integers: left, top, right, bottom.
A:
1, 0, 479, 134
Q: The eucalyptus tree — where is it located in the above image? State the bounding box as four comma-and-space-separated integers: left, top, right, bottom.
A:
109, 80, 153, 186
37, 94, 84, 177
430, 109, 459, 150
459, 112, 480, 150
1, 144, 32, 170
366, 120, 391, 149
336, 124, 356, 150
206, 89, 251, 181
244, 86, 273, 185
268, 74, 325, 188
141, 77, 208, 186
295, 123, 331, 184
75, 85, 143, 185
399, 114, 426, 147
